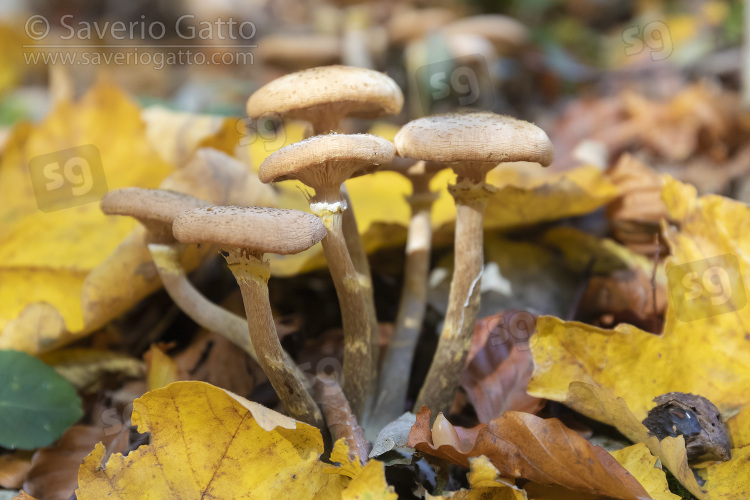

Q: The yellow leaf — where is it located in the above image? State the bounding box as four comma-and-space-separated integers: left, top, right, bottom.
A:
0, 82, 173, 350
609, 444, 680, 500
696, 445, 750, 498
727, 406, 750, 449
325, 439, 364, 479
341, 460, 397, 500
145, 345, 182, 391
430, 456, 527, 500
76, 381, 346, 499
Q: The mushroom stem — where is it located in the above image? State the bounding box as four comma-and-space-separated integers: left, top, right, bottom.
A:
225, 249, 324, 428
340, 184, 379, 381
414, 178, 492, 414
310, 200, 375, 419
370, 189, 438, 429
148, 243, 257, 358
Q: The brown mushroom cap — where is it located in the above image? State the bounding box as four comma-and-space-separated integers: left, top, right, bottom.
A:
258, 133, 395, 190
101, 187, 211, 225
246, 65, 404, 123
257, 34, 341, 70
173, 206, 326, 255
441, 15, 529, 54
394, 113, 554, 167
388, 7, 457, 46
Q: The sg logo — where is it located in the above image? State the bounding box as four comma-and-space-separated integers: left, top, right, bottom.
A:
29, 144, 108, 212
667, 254, 747, 322
416, 55, 495, 114
622, 21, 673, 61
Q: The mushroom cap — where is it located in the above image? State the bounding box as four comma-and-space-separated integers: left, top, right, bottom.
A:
258, 133, 395, 188
441, 15, 529, 54
100, 187, 211, 224
173, 206, 326, 255
388, 7, 457, 46
257, 34, 340, 70
246, 65, 404, 122
394, 113, 554, 167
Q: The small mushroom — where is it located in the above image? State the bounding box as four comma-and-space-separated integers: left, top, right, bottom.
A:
395, 112, 553, 415
440, 14, 529, 56
173, 206, 326, 428
257, 34, 341, 72
370, 159, 445, 429
259, 133, 395, 417
100, 188, 257, 360
246, 65, 404, 136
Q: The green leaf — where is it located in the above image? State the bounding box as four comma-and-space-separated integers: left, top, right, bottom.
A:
0, 350, 83, 449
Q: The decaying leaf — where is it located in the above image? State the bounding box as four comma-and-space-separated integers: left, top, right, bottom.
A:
24, 425, 128, 500
0, 452, 32, 489
430, 456, 527, 500
407, 407, 649, 499
460, 312, 544, 423
39, 348, 144, 394
370, 412, 417, 459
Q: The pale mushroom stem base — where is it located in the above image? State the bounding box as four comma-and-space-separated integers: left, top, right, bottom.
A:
370, 191, 437, 429
311, 202, 376, 419
414, 182, 491, 415
225, 249, 324, 429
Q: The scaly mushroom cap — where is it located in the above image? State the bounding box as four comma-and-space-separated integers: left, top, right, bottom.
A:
173, 206, 326, 255
259, 133, 395, 194
394, 113, 554, 167
441, 15, 529, 54
101, 188, 212, 243
246, 65, 404, 123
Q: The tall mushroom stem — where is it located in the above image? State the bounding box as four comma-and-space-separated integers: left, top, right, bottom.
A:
225, 248, 324, 429
310, 194, 376, 418
414, 171, 493, 415
370, 185, 438, 429
339, 184, 379, 385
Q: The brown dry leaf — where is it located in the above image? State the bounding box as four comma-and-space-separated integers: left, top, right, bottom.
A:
606, 154, 669, 256
609, 444, 680, 500
460, 312, 544, 423
407, 407, 649, 499
0, 452, 33, 489
172, 329, 260, 397
24, 425, 129, 500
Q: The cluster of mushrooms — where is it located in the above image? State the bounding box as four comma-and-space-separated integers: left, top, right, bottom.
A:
100, 65, 553, 440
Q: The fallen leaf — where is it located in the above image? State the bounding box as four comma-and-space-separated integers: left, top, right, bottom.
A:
75, 381, 347, 499
528, 177, 750, 419
609, 444, 681, 500
407, 407, 649, 499
431, 456, 527, 500
144, 344, 184, 391
0, 350, 82, 450
0, 452, 32, 489
461, 312, 544, 423
39, 348, 144, 394
369, 412, 417, 459
23, 425, 128, 500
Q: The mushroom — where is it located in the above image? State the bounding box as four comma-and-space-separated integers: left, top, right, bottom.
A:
369, 158, 445, 429
246, 65, 404, 136
394, 112, 553, 415
100, 188, 257, 359
257, 34, 341, 72
247, 67, 405, 408
440, 14, 529, 56
258, 133, 395, 417
173, 206, 326, 428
